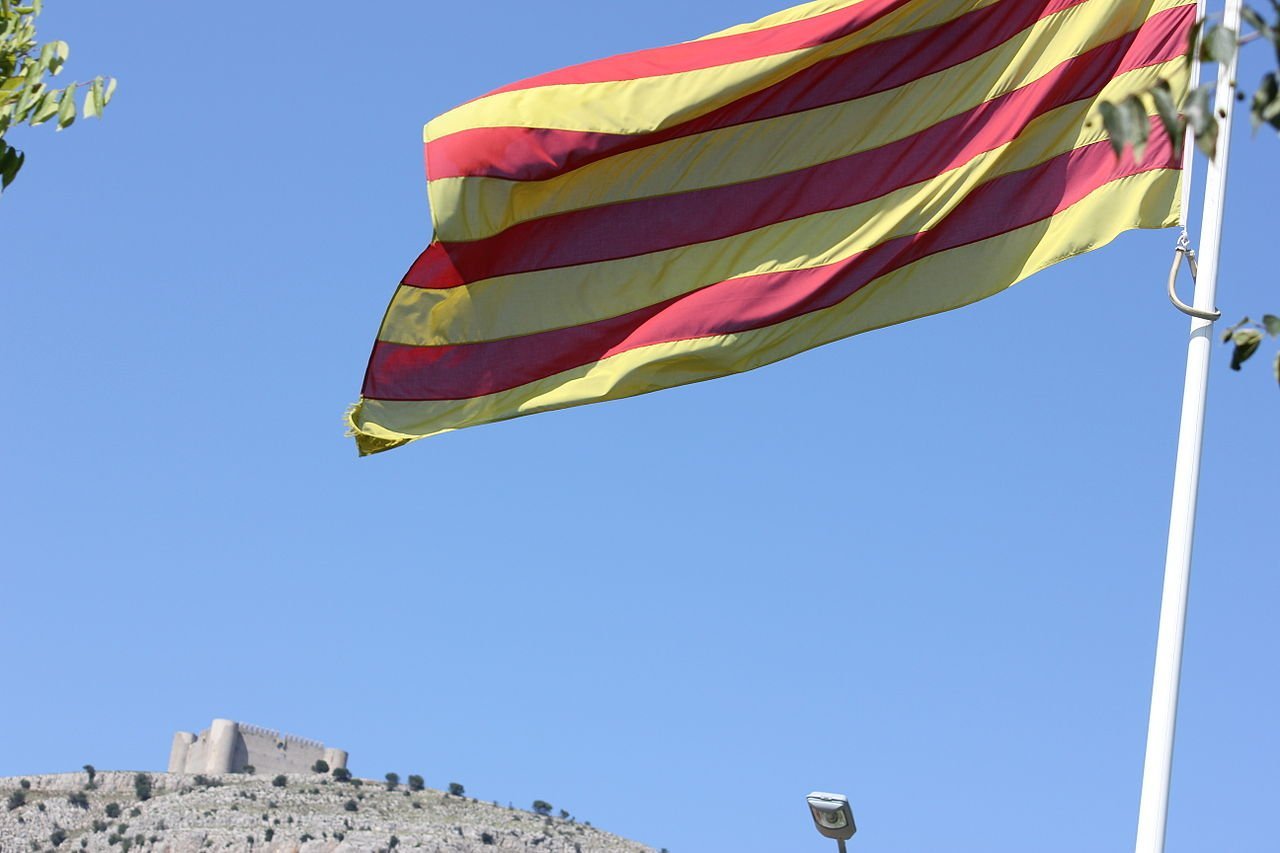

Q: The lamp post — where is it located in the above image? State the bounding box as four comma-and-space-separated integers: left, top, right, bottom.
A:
806, 792, 856, 852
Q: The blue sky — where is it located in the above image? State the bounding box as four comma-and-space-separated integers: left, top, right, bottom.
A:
1, 3, 1275, 851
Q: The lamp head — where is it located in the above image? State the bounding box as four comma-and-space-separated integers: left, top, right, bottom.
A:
806, 791, 856, 841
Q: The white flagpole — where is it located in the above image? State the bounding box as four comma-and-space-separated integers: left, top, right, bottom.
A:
1133, 0, 1242, 850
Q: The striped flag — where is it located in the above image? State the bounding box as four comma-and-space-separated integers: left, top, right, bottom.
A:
349, 0, 1194, 454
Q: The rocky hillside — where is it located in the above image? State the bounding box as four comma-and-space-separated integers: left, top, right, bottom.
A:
0, 772, 660, 853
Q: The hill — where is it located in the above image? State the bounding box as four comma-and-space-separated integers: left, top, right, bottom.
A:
0, 772, 660, 853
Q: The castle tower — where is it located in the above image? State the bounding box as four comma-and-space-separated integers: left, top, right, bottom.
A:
323, 748, 348, 771
167, 732, 196, 774
205, 719, 240, 774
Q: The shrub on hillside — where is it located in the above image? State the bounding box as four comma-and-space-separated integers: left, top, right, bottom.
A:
132, 773, 152, 802
481, 832, 496, 845
385, 772, 399, 791
343, 799, 358, 812
532, 800, 553, 816
332, 767, 351, 783
19, 779, 30, 790
407, 774, 424, 792
83, 764, 96, 787
448, 782, 465, 797
105, 802, 121, 818
49, 828, 67, 847
272, 775, 287, 788
6, 790, 25, 810
312, 760, 329, 774
67, 792, 89, 809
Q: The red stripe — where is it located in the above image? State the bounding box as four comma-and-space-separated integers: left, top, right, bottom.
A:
477, 0, 914, 98
368, 126, 1174, 401
406, 7, 1188, 290
427, 0, 1094, 181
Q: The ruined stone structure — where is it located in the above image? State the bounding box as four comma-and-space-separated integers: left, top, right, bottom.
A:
168, 719, 348, 775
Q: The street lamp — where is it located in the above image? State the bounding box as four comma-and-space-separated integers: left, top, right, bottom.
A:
806, 791, 856, 851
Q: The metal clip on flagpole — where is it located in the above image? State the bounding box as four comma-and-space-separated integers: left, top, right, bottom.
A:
1167, 232, 1219, 321
1134, 0, 1241, 850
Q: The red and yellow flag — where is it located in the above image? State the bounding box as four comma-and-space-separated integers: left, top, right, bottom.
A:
349, 0, 1194, 454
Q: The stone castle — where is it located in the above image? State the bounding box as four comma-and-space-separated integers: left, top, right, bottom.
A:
168, 719, 348, 775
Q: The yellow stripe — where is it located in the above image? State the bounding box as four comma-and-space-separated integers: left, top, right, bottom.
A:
352, 168, 1179, 451
424, 0, 1011, 141
695, 0, 867, 41
428, 0, 1187, 243
385, 60, 1184, 347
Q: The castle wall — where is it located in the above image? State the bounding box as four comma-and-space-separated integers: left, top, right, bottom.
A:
167, 720, 347, 775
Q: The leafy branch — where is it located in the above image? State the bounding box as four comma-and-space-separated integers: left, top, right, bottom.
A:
1221, 315, 1280, 382
0, 0, 116, 192
1100, 4, 1280, 388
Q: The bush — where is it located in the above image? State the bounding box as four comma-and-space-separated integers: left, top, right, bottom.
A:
407, 774, 424, 792
385, 772, 400, 791
19, 779, 30, 790
343, 799, 358, 812
481, 832, 496, 845
271, 775, 287, 788
532, 800, 553, 816
132, 773, 152, 802
264, 828, 274, 842
389, 836, 400, 849
128, 807, 140, 817
105, 802, 121, 818
83, 764, 96, 786
559, 809, 570, 820
50, 828, 67, 847
6, 790, 25, 810
448, 782, 465, 797
242, 765, 255, 775
67, 792, 89, 809
312, 760, 329, 774
93, 820, 108, 833
332, 767, 351, 783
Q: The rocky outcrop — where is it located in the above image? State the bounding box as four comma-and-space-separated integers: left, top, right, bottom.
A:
0, 772, 658, 853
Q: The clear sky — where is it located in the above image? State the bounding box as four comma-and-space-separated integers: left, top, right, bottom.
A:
1, 3, 1275, 852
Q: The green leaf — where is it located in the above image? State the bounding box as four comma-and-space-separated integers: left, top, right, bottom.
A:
1124, 94, 1150, 161
1230, 328, 1264, 370
55, 81, 74, 129
1098, 101, 1131, 158
1223, 317, 1250, 344
0, 145, 24, 189
83, 78, 101, 119
1183, 85, 1218, 158
1242, 5, 1268, 31
1151, 79, 1185, 158
1250, 72, 1279, 132
1262, 314, 1280, 336
1273, 351, 1280, 388
28, 88, 57, 125
1200, 25, 1238, 64
102, 77, 116, 105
